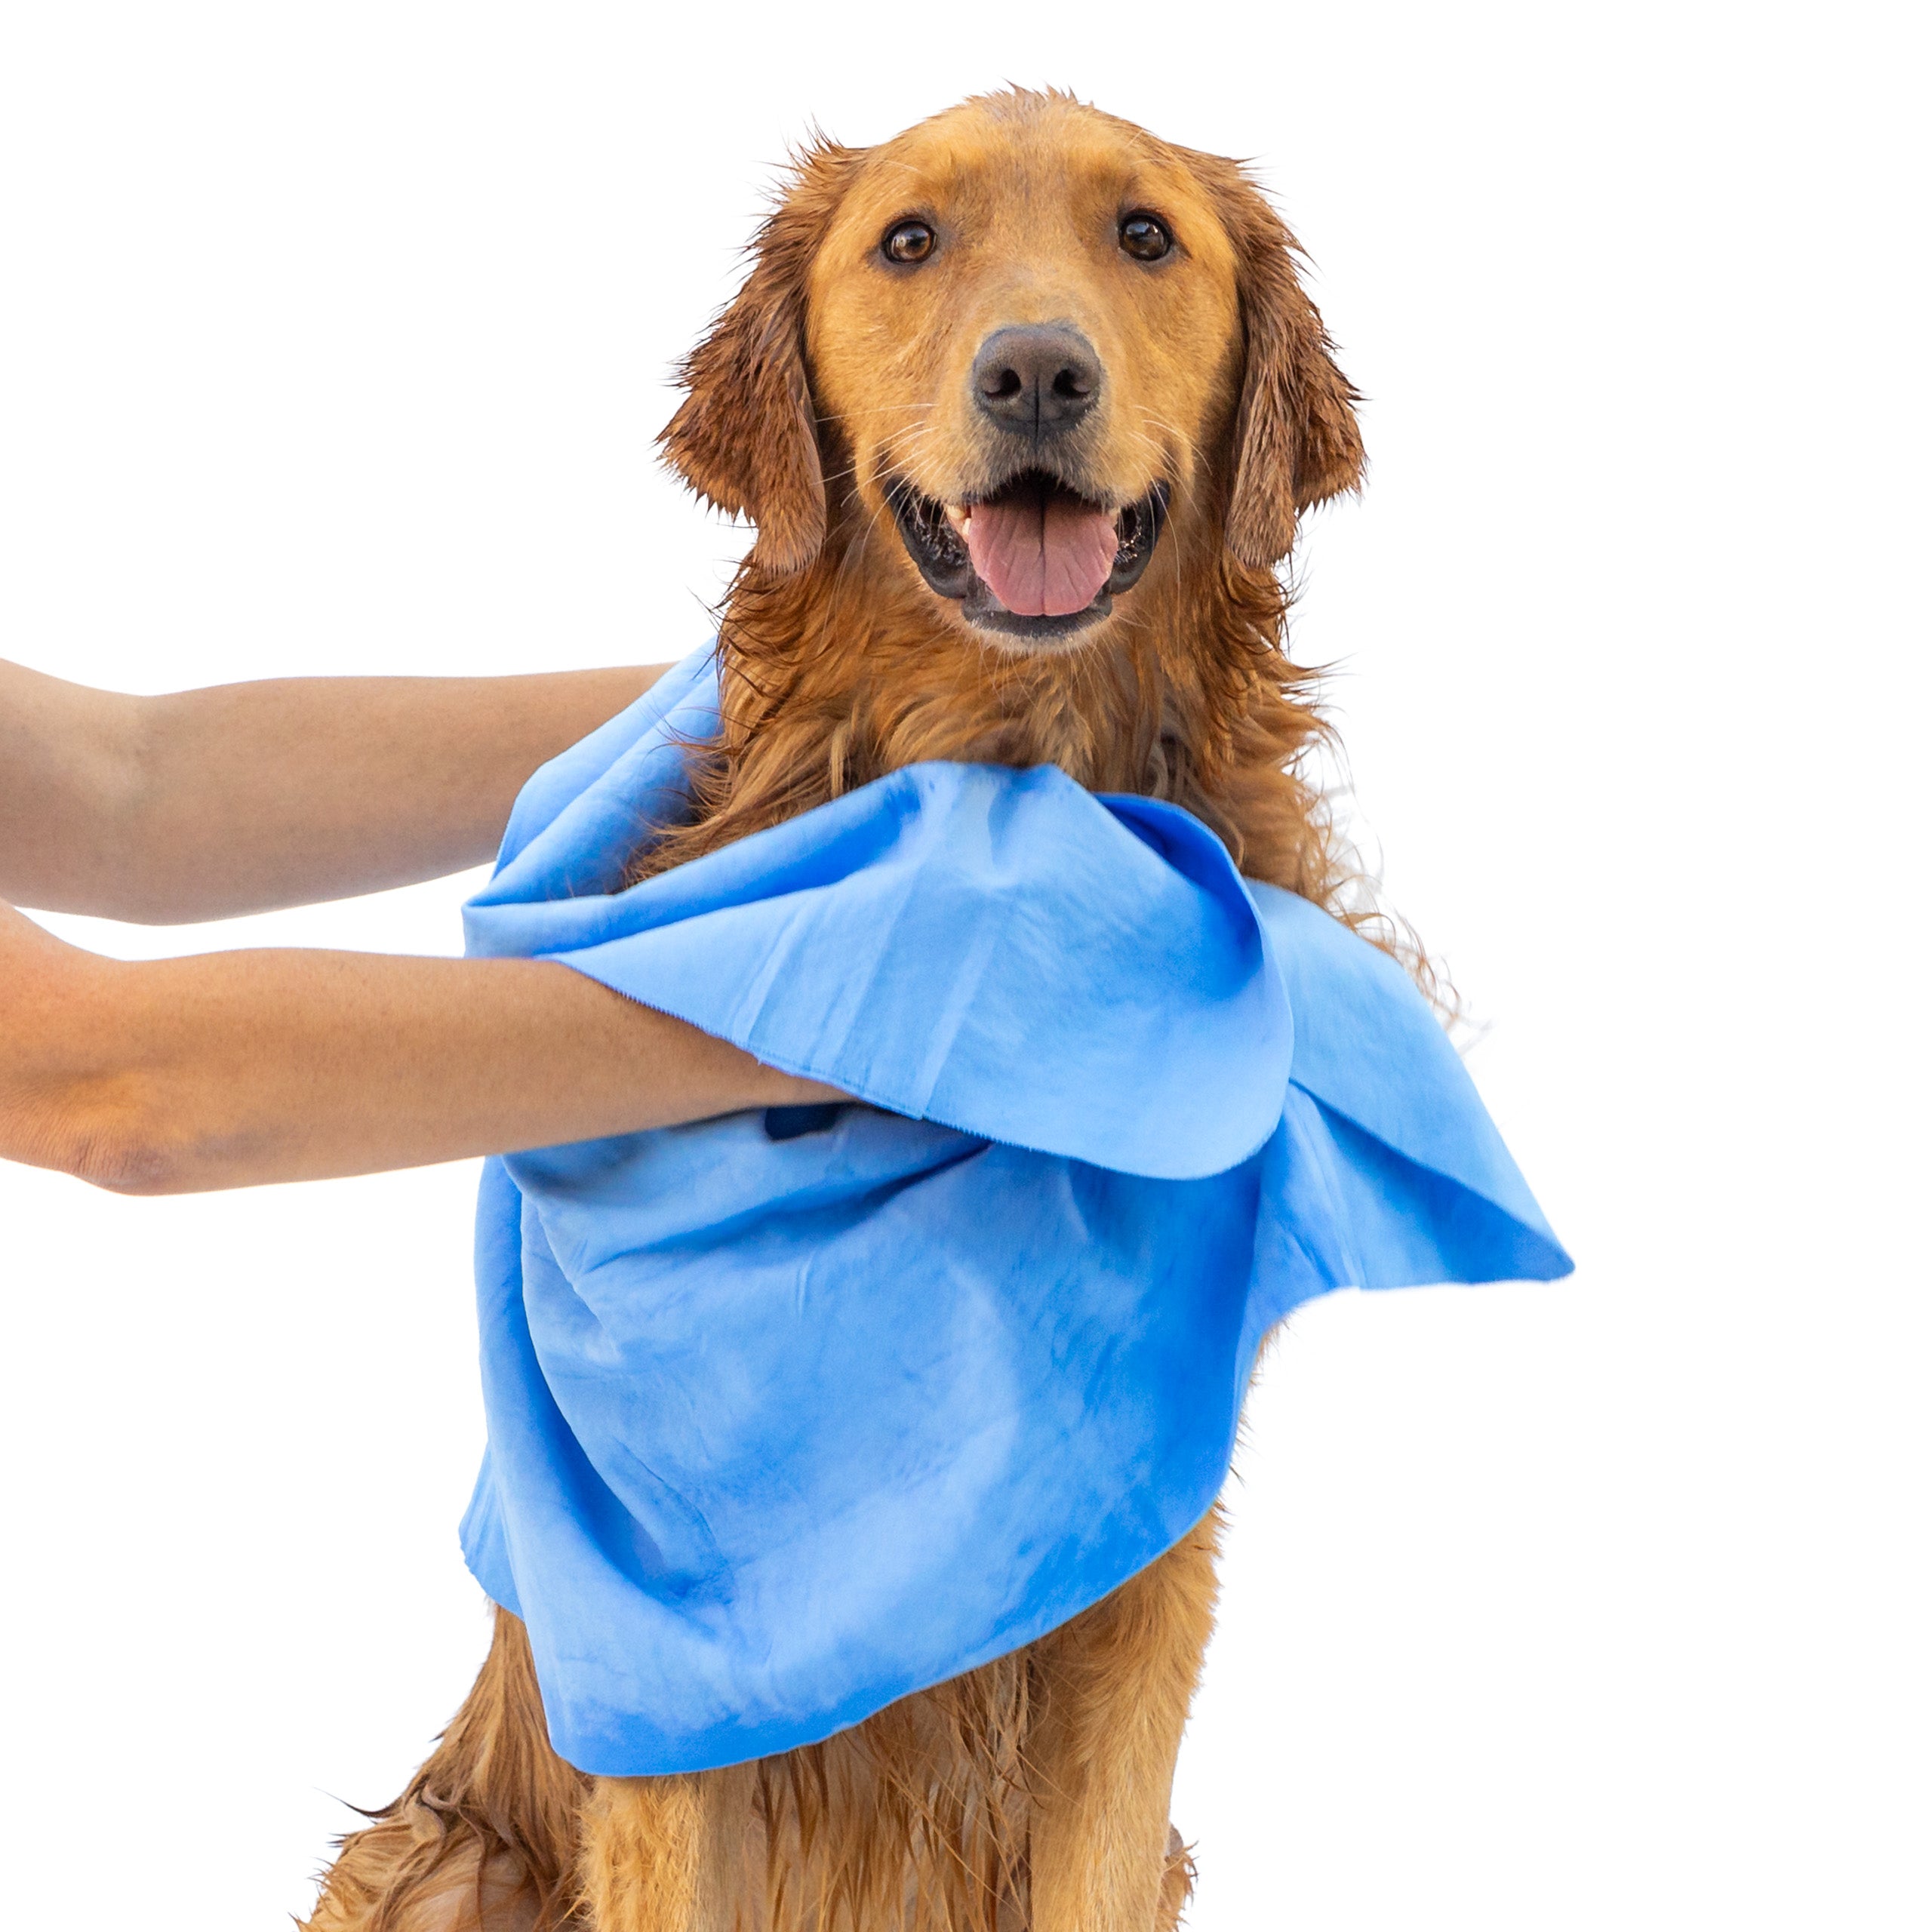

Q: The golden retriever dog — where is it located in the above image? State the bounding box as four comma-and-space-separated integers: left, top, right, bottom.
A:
309, 86, 1366, 1932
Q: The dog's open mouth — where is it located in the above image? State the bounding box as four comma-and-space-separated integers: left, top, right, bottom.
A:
888, 470, 1169, 640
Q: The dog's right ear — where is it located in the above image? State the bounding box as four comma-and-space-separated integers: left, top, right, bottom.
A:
659, 143, 858, 576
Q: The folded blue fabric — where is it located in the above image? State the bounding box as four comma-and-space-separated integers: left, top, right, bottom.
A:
459, 645, 1571, 1777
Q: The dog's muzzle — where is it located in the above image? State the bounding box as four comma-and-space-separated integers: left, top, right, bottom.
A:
888, 469, 1170, 642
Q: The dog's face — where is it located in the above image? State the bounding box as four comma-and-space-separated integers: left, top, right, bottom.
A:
663, 93, 1364, 654
804, 109, 1246, 645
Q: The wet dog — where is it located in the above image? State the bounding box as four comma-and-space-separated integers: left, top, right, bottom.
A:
309, 87, 1365, 1932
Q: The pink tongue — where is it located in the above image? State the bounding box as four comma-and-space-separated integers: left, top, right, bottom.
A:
964, 494, 1119, 617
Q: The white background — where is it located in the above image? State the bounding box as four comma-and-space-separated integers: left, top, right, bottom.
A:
2, 4, 1926, 1926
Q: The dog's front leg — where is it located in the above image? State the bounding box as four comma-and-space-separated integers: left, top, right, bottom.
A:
1026, 1511, 1220, 1932
579, 1766, 749, 1932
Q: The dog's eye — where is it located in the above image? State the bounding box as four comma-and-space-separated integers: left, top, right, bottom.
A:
881, 219, 936, 265
1119, 213, 1172, 263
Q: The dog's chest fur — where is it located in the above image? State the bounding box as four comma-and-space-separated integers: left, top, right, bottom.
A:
626, 549, 1334, 903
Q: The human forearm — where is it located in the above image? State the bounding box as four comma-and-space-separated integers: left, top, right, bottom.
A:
0, 660, 145, 914
1, 904, 836, 1193
0, 660, 663, 922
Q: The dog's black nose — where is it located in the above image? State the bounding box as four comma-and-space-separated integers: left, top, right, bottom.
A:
972, 325, 1102, 438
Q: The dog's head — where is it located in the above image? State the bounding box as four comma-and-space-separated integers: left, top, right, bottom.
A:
662, 91, 1363, 652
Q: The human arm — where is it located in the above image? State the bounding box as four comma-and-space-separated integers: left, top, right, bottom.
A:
0, 657, 666, 923
0, 901, 840, 1194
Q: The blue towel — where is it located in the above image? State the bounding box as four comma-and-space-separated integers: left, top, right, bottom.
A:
459, 647, 1571, 1777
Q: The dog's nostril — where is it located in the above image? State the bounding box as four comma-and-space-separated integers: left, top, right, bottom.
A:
971, 325, 1103, 437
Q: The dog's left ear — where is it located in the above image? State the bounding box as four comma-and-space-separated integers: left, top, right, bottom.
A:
660, 142, 859, 575
1208, 168, 1366, 570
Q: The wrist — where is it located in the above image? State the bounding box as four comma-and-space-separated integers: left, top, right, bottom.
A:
750, 1068, 850, 1112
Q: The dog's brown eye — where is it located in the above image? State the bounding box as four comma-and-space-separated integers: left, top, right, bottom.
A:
882, 219, 935, 265
1119, 213, 1172, 262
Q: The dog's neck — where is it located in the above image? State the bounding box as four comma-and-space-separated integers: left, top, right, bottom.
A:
635, 512, 1337, 900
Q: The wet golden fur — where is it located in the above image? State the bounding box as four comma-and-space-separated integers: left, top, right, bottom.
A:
309, 89, 1368, 1932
